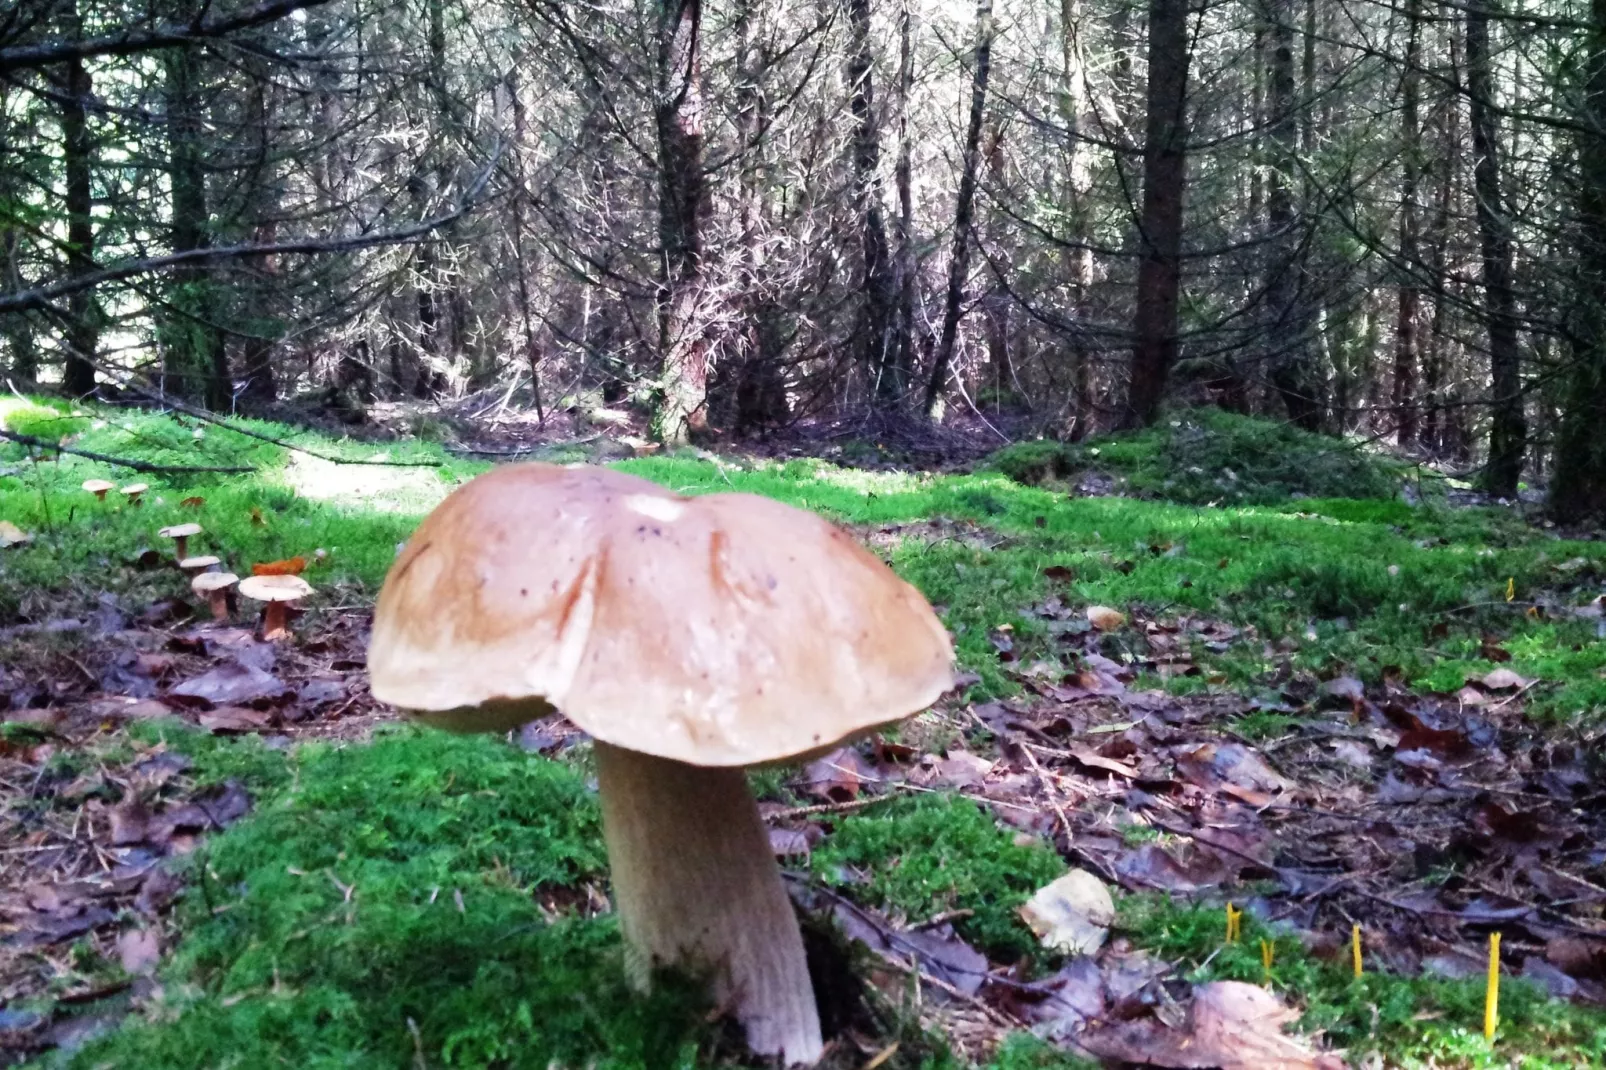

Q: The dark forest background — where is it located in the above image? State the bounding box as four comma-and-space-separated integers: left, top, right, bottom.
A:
4, 0, 1606, 520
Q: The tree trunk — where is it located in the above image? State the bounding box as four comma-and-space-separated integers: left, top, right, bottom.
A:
162, 45, 230, 409
1121, 0, 1192, 427
651, 0, 711, 445
59, 0, 96, 397
848, 0, 898, 409
1263, 0, 1321, 430
1465, 0, 1525, 496
890, 0, 917, 403
1392, 0, 1422, 445
1059, 0, 1092, 435
1551, 0, 1606, 523
923, 0, 994, 422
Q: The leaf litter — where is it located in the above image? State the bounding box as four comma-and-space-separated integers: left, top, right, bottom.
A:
0, 577, 387, 1059
3, 545, 1604, 1065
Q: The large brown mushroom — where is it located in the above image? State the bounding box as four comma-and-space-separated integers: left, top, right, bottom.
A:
82, 479, 115, 501
120, 482, 149, 507
238, 574, 313, 640
367, 463, 954, 1064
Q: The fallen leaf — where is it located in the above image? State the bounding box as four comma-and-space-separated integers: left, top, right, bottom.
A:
116, 928, 160, 975
798, 747, 877, 803
1114, 842, 1232, 893
1175, 742, 1291, 796
168, 662, 288, 708
1481, 667, 1531, 691
1019, 869, 1115, 954
768, 828, 815, 858
0, 520, 31, 547
180, 496, 205, 508
1329, 740, 1372, 769
1081, 981, 1341, 1069
1004, 956, 1105, 1041
1086, 605, 1126, 631
198, 706, 273, 734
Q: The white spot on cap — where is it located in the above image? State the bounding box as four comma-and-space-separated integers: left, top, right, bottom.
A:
624, 495, 684, 523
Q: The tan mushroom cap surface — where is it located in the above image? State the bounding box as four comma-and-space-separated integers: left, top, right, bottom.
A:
179, 554, 221, 570
238, 574, 313, 602
120, 483, 148, 494
368, 463, 955, 767
159, 523, 202, 539
82, 479, 115, 493
192, 571, 239, 593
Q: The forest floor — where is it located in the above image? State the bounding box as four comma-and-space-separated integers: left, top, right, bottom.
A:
1, 396, 1604, 1069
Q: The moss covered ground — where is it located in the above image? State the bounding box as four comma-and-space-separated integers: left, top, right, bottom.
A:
3, 399, 1604, 1067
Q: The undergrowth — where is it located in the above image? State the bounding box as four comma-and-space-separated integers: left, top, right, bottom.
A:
1121, 896, 1606, 1069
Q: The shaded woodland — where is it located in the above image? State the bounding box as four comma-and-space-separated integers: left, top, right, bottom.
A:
4, 0, 1606, 519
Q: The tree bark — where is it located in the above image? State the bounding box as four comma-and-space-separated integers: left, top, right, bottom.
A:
848, 0, 898, 409
651, 0, 711, 445
890, 0, 916, 403
60, 0, 96, 397
1392, 0, 1422, 445
1059, 0, 1092, 435
1263, 0, 1321, 430
162, 45, 230, 409
923, 0, 994, 422
1465, 0, 1525, 496
1121, 0, 1192, 427
1551, 0, 1606, 523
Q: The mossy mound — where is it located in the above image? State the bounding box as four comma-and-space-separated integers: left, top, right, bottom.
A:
986, 408, 1402, 505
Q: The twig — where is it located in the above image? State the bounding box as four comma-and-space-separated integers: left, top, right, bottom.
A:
0, 429, 255, 474
444, 432, 604, 457
765, 792, 904, 822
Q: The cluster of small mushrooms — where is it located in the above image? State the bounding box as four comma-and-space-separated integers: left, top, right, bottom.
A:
82, 477, 315, 641
367, 463, 956, 1064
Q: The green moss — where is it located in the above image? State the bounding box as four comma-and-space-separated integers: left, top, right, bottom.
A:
811, 795, 1063, 963
69, 725, 723, 1069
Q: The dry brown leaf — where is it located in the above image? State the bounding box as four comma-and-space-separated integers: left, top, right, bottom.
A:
1086, 605, 1126, 631
116, 928, 160, 975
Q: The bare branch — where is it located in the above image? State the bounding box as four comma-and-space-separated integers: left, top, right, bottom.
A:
0, 429, 256, 474
0, 0, 332, 73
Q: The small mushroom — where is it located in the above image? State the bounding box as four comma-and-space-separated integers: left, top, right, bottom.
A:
158, 523, 202, 559
120, 483, 149, 507
238, 574, 313, 640
367, 463, 956, 1064
191, 571, 239, 621
82, 479, 115, 501
178, 554, 221, 577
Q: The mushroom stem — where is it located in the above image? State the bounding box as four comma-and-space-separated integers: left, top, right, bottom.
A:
172, 535, 190, 559
207, 591, 230, 621
594, 742, 822, 1065
262, 601, 290, 640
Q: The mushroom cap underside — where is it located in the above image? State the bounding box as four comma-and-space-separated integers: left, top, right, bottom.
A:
367, 463, 955, 767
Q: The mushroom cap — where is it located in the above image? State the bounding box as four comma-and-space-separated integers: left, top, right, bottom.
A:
192, 571, 240, 594
238, 574, 313, 602
82, 479, 115, 493
120, 482, 149, 495
367, 463, 955, 767
179, 555, 221, 571
159, 523, 202, 539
